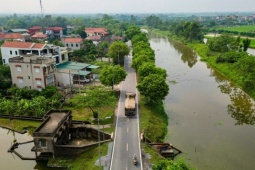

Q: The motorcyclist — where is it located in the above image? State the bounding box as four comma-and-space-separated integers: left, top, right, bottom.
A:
133, 154, 137, 160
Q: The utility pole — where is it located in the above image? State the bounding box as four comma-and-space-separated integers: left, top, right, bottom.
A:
89, 106, 101, 167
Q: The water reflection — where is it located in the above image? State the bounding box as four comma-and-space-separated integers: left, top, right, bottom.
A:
211, 68, 255, 125
169, 40, 198, 68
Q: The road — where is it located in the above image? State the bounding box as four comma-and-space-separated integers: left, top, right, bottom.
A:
110, 54, 143, 170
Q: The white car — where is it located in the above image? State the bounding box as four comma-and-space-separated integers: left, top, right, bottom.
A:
79, 78, 90, 83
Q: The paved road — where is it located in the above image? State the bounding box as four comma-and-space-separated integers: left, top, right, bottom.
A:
110, 54, 142, 170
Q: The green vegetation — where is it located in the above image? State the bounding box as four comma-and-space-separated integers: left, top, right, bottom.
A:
0, 118, 41, 134
99, 65, 127, 90
48, 143, 109, 169
63, 85, 118, 123
212, 25, 255, 33
189, 43, 255, 98
0, 86, 62, 116
139, 96, 168, 142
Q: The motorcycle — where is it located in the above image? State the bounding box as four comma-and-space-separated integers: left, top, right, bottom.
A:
133, 154, 138, 165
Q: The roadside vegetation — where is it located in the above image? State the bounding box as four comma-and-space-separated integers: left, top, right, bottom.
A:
48, 143, 109, 169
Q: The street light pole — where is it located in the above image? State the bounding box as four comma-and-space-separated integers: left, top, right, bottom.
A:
89, 107, 101, 167
97, 116, 101, 167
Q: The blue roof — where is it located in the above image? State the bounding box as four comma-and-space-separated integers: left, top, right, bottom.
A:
56, 62, 90, 70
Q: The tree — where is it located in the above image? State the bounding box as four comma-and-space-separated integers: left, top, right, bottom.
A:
97, 41, 109, 60
0, 65, 12, 89
131, 33, 149, 45
125, 25, 141, 40
138, 63, 167, 81
108, 41, 130, 65
242, 38, 251, 52
99, 65, 127, 90
137, 74, 169, 104
76, 26, 87, 39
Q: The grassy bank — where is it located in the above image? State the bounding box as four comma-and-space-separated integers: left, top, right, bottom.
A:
139, 96, 168, 142
48, 143, 109, 169
204, 35, 255, 49
189, 42, 255, 99
0, 118, 41, 134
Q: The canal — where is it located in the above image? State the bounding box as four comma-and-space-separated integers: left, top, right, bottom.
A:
150, 34, 255, 170
0, 127, 60, 170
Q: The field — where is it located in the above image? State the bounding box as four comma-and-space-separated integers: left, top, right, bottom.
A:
212, 25, 255, 33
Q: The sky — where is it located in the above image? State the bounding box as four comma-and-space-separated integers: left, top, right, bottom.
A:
0, 0, 255, 14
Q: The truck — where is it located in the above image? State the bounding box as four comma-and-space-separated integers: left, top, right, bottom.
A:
125, 92, 136, 116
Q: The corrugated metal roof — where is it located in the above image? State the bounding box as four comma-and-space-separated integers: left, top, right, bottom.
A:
56, 62, 90, 70
87, 65, 99, 69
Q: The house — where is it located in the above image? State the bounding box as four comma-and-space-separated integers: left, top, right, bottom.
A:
1, 41, 68, 65
85, 35, 102, 45
62, 37, 83, 51
4, 33, 25, 42
46, 27, 63, 39
55, 61, 99, 87
9, 54, 56, 90
8, 29, 28, 34
85, 28, 108, 37
31, 33, 48, 42
28, 26, 42, 36
0, 32, 5, 41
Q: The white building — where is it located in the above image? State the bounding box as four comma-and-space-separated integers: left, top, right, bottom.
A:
1, 41, 68, 65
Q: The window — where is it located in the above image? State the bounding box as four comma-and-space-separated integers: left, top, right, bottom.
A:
16, 67, 21, 72
76, 43, 78, 47
71, 44, 73, 47
36, 80, 41, 85
10, 50, 12, 55
35, 68, 40, 73
3, 59, 5, 64
18, 79, 23, 84
66, 43, 68, 47
39, 139, 47, 147
28, 76, 30, 79
15, 51, 18, 55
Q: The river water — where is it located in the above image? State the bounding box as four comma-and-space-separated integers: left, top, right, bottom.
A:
0, 127, 59, 170
149, 34, 255, 170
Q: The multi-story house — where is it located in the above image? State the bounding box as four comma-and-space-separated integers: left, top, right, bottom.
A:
46, 27, 63, 40
85, 28, 108, 37
9, 54, 56, 90
31, 33, 48, 42
62, 37, 83, 51
28, 26, 42, 36
1, 41, 68, 65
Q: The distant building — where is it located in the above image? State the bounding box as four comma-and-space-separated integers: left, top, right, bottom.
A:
31, 33, 48, 42
1, 41, 68, 65
46, 27, 63, 40
85, 28, 108, 37
85, 35, 102, 45
63, 37, 83, 51
4, 33, 25, 42
28, 26, 42, 36
8, 29, 28, 34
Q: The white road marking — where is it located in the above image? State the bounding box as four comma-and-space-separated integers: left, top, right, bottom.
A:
126, 143, 128, 151
127, 127, 129, 133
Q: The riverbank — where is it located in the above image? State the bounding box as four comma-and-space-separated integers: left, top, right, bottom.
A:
188, 42, 255, 99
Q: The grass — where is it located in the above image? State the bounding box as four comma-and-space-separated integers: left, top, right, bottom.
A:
48, 143, 109, 170
139, 96, 168, 142
188, 42, 255, 99
0, 118, 41, 134
204, 35, 255, 49
212, 25, 255, 33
